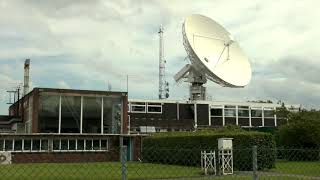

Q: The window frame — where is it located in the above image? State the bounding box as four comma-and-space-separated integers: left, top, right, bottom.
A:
147, 103, 162, 114
130, 102, 147, 113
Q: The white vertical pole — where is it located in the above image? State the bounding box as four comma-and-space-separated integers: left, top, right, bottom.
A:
120, 99, 124, 134
208, 105, 211, 126
80, 96, 83, 134
249, 107, 252, 127
194, 103, 197, 129
177, 103, 179, 120
58, 95, 62, 134
222, 106, 225, 126
101, 97, 104, 134
274, 107, 277, 127
236, 106, 239, 126
128, 115, 130, 134
262, 107, 265, 127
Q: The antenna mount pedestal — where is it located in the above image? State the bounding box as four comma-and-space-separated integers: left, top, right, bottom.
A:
174, 64, 207, 101
188, 70, 206, 101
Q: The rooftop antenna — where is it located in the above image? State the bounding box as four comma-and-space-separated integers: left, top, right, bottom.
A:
6, 90, 16, 105
6, 83, 22, 104
158, 25, 169, 99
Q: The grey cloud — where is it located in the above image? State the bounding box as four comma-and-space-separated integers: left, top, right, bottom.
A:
268, 57, 320, 84
1, 0, 320, 114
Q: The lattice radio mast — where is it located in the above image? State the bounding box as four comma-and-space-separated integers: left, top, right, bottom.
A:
158, 25, 169, 99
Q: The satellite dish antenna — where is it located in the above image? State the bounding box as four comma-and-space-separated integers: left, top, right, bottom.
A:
174, 14, 251, 100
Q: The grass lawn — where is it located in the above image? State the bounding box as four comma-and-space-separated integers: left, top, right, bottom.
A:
0, 161, 319, 180
0, 162, 203, 180
270, 161, 320, 177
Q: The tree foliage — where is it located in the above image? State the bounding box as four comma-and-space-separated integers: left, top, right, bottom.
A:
278, 109, 320, 148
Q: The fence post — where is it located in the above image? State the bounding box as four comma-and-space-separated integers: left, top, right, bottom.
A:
252, 146, 258, 180
121, 146, 127, 180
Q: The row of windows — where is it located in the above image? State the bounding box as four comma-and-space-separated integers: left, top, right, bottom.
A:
0, 138, 109, 152
39, 93, 122, 134
129, 102, 162, 113
211, 108, 275, 118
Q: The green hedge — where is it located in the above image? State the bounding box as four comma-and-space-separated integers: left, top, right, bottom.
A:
142, 130, 276, 170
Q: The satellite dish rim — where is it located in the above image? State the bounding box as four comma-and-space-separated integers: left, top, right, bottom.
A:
182, 14, 252, 87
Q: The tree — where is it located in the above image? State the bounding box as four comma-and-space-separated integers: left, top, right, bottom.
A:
278, 110, 320, 148
275, 103, 290, 126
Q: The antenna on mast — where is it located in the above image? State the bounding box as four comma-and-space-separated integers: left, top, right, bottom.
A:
158, 25, 169, 99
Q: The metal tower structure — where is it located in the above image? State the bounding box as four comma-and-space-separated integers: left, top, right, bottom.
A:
158, 25, 169, 99
23, 59, 30, 96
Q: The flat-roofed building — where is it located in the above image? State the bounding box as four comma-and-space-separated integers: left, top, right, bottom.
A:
0, 88, 143, 163
8, 88, 129, 134
128, 99, 301, 133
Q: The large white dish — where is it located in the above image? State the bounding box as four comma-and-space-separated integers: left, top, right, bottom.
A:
183, 14, 251, 87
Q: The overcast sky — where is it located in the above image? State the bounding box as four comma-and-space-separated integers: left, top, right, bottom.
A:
0, 0, 320, 114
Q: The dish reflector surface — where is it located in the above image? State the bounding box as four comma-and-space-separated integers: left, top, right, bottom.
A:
183, 14, 251, 87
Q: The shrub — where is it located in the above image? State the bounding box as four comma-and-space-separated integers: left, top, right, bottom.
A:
142, 129, 276, 170
278, 110, 320, 161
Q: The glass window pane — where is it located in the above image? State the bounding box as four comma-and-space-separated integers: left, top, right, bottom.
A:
224, 109, 236, 117
41, 140, 48, 151
211, 109, 222, 116
225, 117, 236, 125
61, 96, 81, 133
0, 140, 4, 151
69, 140, 76, 150
61, 140, 68, 150
131, 106, 145, 112
24, 139, 31, 151
148, 106, 161, 113
77, 139, 84, 150
103, 97, 122, 134
39, 93, 59, 133
225, 105, 236, 108
148, 103, 161, 106
131, 102, 145, 105
238, 109, 249, 117
32, 139, 40, 151
238, 118, 250, 126
211, 117, 223, 126
264, 118, 275, 126
93, 140, 100, 150
14, 140, 23, 151
101, 140, 108, 150
238, 106, 249, 109
252, 118, 262, 126
264, 110, 275, 117
85, 139, 93, 150
251, 110, 262, 117
53, 140, 60, 150
5, 140, 13, 151
83, 97, 102, 133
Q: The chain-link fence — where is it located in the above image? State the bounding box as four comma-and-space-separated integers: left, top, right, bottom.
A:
0, 146, 319, 179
